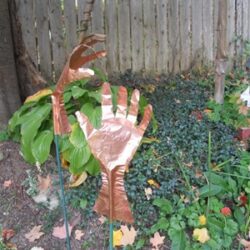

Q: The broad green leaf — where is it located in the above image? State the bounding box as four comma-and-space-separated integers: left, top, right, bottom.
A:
233, 207, 245, 231
69, 146, 91, 174
153, 198, 173, 214
32, 130, 53, 164
207, 217, 224, 233
69, 123, 87, 148
63, 91, 72, 103
85, 156, 100, 176
224, 219, 238, 236
204, 172, 228, 190
20, 142, 36, 164
151, 217, 169, 233
88, 90, 101, 103
71, 86, 87, 99
199, 185, 222, 198
168, 229, 186, 250
59, 135, 71, 152
135, 239, 145, 249
80, 103, 101, 128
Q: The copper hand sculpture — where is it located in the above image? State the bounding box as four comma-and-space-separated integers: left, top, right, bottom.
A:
52, 34, 106, 135
76, 82, 152, 223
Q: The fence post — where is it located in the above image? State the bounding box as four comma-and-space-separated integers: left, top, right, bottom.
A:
0, 0, 21, 128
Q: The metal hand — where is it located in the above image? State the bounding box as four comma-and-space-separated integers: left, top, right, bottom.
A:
76, 82, 152, 223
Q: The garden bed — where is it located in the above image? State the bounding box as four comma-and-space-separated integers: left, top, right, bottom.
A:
0, 73, 249, 249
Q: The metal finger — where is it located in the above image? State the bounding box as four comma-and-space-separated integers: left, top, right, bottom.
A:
116, 86, 128, 118
101, 82, 114, 120
127, 89, 140, 124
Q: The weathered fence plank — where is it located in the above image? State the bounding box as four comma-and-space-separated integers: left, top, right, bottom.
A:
143, 0, 156, 73
105, 0, 119, 73
64, 0, 77, 53
91, 0, 106, 72
130, 0, 144, 73
236, 0, 243, 65
213, 0, 219, 60
117, 0, 131, 73
168, 0, 180, 74
49, 0, 66, 80
203, 0, 213, 64
191, 0, 203, 67
156, 0, 168, 74
35, 0, 52, 80
16, 0, 37, 66
180, 0, 191, 72
227, 0, 236, 68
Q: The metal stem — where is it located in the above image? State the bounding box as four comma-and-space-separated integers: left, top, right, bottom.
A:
54, 135, 71, 250
109, 171, 113, 250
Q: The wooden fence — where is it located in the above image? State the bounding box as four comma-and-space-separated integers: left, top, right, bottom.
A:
15, 0, 250, 81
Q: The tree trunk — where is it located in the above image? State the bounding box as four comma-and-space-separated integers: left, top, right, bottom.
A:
214, 0, 228, 104
0, 0, 21, 128
8, 0, 46, 101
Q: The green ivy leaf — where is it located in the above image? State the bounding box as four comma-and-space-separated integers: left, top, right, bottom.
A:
32, 130, 53, 164
153, 198, 173, 214
151, 217, 169, 233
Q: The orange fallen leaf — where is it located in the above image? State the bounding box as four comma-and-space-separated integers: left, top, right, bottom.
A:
25, 225, 44, 242
150, 232, 165, 250
3, 180, 12, 188
68, 172, 87, 188
75, 229, 84, 241
37, 175, 51, 192
120, 225, 137, 246
53, 214, 81, 239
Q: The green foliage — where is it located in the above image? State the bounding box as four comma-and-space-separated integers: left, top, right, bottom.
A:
8, 79, 154, 175
206, 95, 250, 129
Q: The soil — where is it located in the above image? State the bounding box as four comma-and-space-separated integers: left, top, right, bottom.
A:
0, 141, 108, 250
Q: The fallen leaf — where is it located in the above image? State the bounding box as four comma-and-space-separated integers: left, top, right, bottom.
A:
98, 215, 106, 224
25, 225, 44, 242
2, 229, 15, 241
68, 172, 88, 188
120, 225, 137, 246
25, 88, 52, 103
147, 179, 160, 188
37, 175, 51, 192
239, 237, 250, 250
150, 232, 165, 250
144, 187, 153, 200
3, 180, 12, 188
75, 229, 84, 241
52, 214, 81, 239
30, 247, 45, 250
193, 228, 210, 243
113, 229, 123, 247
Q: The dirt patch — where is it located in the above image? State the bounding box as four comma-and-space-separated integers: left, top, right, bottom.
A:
0, 141, 108, 250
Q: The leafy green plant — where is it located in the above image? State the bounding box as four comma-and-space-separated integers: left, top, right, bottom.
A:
8, 79, 156, 176
206, 95, 250, 128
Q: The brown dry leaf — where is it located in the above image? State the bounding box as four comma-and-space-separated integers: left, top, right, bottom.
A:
195, 169, 203, 178
37, 175, 51, 192
239, 235, 250, 250
98, 215, 107, 224
68, 172, 88, 188
144, 187, 153, 200
25, 225, 44, 242
52, 214, 81, 239
147, 179, 160, 189
75, 229, 84, 241
2, 229, 15, 241
3, 180, 12, 188
150, 232, 165, 250
120, 225, 137, 246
